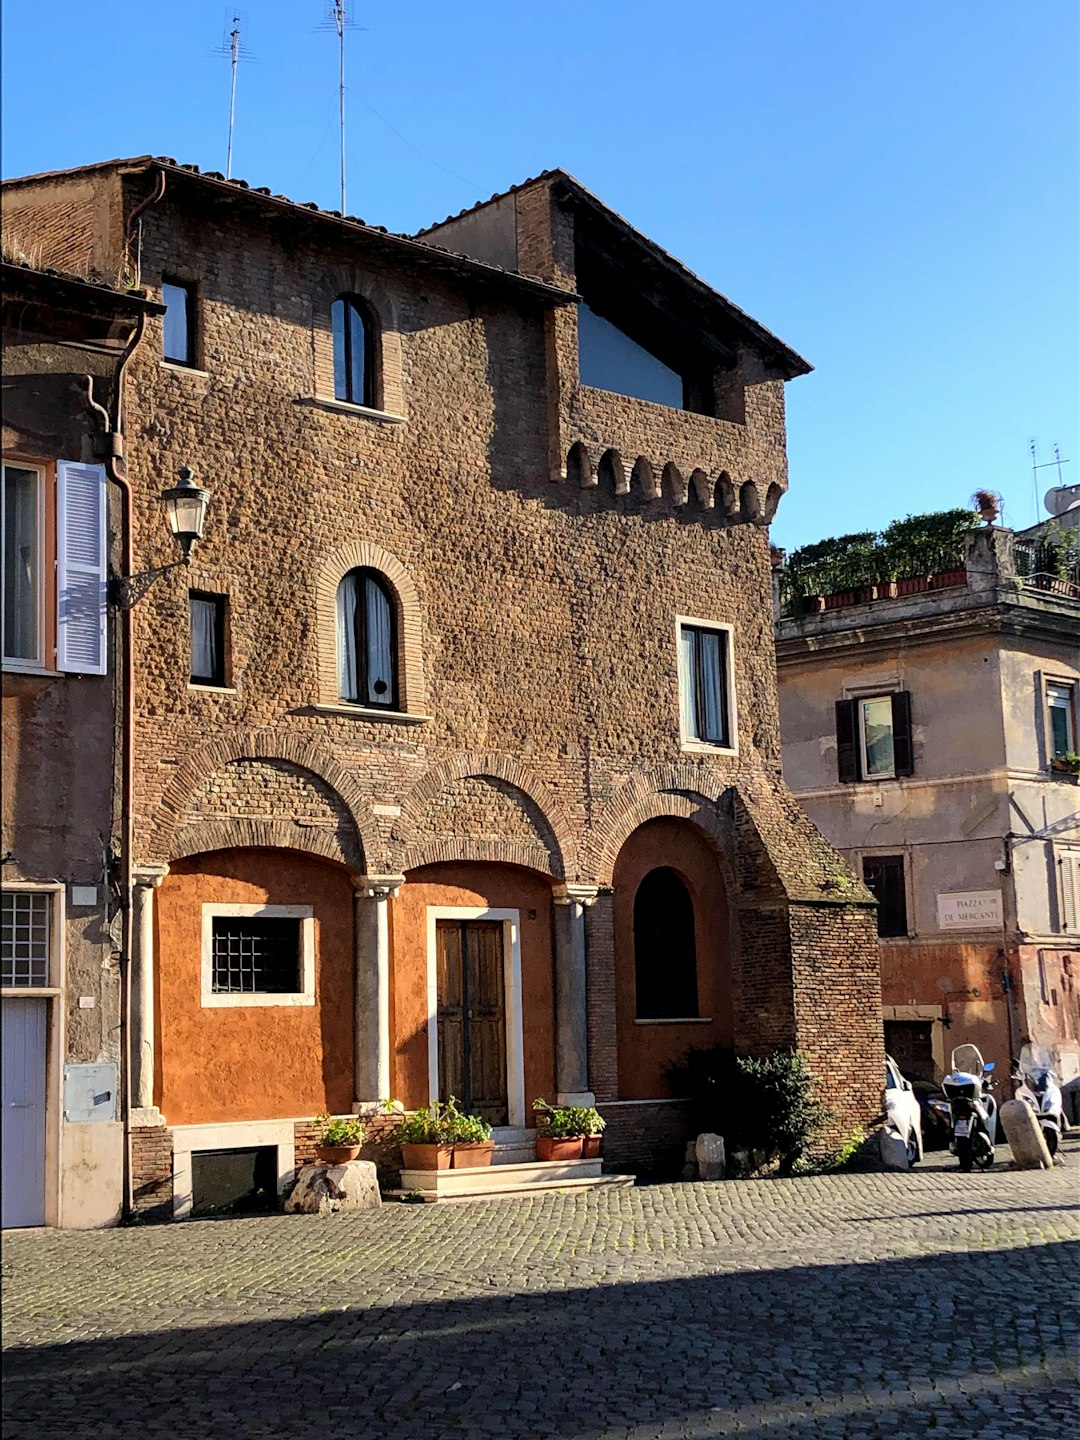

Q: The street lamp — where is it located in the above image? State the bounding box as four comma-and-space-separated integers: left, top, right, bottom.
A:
113, 464, 212, 608
160, 466, 211, 563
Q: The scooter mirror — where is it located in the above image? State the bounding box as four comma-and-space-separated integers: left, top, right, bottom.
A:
983, 1061, 996, 1072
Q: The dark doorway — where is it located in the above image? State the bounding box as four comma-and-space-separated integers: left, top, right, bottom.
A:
436, 920, 508, 1125
884, 1020, 936, 1081
191, 1147, 277, 1216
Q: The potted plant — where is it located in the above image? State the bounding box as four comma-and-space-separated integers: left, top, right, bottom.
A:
393, 1101, 455, 1170
451, 1110, 495, 1169
569, 1106, 606, 1158
1051, 752, 1080, 777
313, 1112, 365, 1165
532, 1097, 584, 1161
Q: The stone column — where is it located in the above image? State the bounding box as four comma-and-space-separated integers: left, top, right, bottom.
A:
553, 883, 599, 1106
353, 875, 404, 1112
130, 863, 168, 1125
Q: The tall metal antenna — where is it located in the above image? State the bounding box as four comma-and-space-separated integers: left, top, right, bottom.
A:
213, 12, 253, 179
1030, 439, 1072, 520
317, 2, 357, 212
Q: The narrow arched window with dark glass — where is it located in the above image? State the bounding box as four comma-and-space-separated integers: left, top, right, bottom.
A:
337, 568, 397, 708
331, 296, 375, 407
633, 867, 699, 1019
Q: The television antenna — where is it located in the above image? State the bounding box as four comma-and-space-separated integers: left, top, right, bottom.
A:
317, 2, 360, 213
213, 13, 254, 180
1030, 440, 1071, 519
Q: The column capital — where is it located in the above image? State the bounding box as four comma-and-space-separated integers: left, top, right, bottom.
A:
354, 873, 405, 901
553, 883, 600, 908
133, 863, 169, 889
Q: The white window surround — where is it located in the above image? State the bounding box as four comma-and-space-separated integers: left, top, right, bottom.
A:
1044, 675, 1078, 764
1, 883, 63, 996
856, 694, 897, 780
2, 461, 46, 671
675, 615, 738, 755
170, 1119, 296, 1220
200, 904, 315, 1008
425, 907, 525, 1129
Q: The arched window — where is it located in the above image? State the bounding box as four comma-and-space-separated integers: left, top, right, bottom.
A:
337, 568, 397, 708
633, 867, 698, 1019
331, 296, 375, 407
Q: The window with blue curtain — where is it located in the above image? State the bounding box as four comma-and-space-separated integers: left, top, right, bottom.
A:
337, 568, 397, 707
331, 296, 375, 406
679, 624, 730, 745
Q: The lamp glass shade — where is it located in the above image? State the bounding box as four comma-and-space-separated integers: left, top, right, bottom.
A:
161, 469, 210, 554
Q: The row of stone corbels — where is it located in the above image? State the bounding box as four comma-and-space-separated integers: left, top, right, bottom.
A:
559, 441, 783, 525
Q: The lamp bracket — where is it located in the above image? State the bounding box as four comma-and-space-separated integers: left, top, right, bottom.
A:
110, 558, 187, 610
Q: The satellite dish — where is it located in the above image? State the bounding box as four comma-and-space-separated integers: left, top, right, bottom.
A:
1044, 485, 1080, 516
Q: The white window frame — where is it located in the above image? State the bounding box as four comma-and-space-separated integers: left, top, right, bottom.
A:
1044, 676, 1078, 764
675, 616, 738, 755
1058, 849, 1080, 935
2, 461, 46, 671
200, 904, 315, 1008
856, 693, 897, 780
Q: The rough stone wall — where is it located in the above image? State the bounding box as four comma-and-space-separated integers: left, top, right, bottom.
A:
131, 1126, 174, 1220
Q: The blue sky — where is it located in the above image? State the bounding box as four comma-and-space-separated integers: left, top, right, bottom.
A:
3, 1, 1077, 549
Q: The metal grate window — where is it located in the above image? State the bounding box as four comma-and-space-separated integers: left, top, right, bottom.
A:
1, 892, 51, 987
211, 917, 301, 994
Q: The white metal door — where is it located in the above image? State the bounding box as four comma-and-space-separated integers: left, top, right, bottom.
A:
2, 998, 48, 1227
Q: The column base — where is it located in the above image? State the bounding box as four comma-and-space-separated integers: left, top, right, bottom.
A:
556, 1092, 596, 1108
352, 1100, 400, 1117
130, 1106, 166, 1128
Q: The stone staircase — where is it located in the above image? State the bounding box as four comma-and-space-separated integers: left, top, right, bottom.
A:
395, 1127, 634, 1202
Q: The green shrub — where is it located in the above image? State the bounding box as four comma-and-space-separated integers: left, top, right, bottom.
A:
531, 1097, 601, 1138
392, 1098, 491, 1145
665, 1047, 833, 1174
314, 1112, 365, 1147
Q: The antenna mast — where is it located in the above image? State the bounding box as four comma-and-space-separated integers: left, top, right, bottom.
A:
226, 14, 241, 179
335, 0, 347, 212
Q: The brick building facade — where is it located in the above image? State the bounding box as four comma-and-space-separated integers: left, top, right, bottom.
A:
3, 157, 883, 1220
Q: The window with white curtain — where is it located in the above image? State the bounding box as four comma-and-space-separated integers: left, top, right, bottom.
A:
189, 591, 226, 686
337, 568, 397, 707
677, 620, 733, 748
2, 462, 43, 666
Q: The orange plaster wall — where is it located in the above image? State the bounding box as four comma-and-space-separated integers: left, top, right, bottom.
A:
155, 848, 355, 1125
613, 819, 733, 1099
880, 939, 1011, 1072
393, 863, 556, 1116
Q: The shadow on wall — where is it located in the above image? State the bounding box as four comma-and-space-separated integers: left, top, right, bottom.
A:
4, 1239, 1074, 1438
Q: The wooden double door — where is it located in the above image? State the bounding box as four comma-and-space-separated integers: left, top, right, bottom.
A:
436, 920, 508, 1126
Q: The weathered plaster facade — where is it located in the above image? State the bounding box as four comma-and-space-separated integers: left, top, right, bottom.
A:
4, 159, 884, 1217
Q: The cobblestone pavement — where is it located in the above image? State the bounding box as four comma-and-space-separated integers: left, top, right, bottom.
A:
3, 1141, 1078, 1439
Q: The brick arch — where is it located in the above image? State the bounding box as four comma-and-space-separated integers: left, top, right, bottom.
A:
587, 768, 735, 888
313, 269, 404, 416
762, 481, 785, 522
315, 540, 426, 713
148, 729, 376, 868
689, 469, 715, 509
631, 455, 658, 499
394, 753, 576, 879
566, 440, 595, 488
168, 819, 360, 870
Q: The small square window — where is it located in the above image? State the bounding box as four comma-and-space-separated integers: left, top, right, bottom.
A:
1, 891, 51, 987
678, 621, 734, 748
862, 855, 908, 938
211, 917, 300, 995
190, 591, 227, 686
1047, 680, 1077, 762
162, 280, 197, 366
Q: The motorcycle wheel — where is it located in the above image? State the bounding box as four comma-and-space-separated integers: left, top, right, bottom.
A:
956, 1136, 973, 1173
974, 1143, 994, 1171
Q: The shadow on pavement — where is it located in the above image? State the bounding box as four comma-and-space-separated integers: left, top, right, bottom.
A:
3, 1241, 1077, 1439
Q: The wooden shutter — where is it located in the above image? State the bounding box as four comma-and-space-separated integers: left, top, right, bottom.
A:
56, 461, 107, 675
1061, 851, 1080, 934
891, 690, 914, 776
836, 699, 859, 782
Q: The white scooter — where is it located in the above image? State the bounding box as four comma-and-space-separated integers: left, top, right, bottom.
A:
941, 1044, 998, 1173
1014, 1043, 1064, 1158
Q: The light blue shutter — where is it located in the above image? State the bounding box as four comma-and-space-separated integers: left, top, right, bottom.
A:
56, 461, 107, 675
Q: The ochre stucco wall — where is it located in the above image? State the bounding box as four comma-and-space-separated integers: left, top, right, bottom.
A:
155, 848, 355, 1125
393, 862, 557, 1116
613, 818, 733, 1099
879, 938, 1011, 1074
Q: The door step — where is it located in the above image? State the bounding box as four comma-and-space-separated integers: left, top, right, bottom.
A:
396, 1156, 633, 1201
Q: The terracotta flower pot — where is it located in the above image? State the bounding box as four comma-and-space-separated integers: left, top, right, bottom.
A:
536, 1136, 582, 1162
581, 1134, 602, 1159
452, 1141, 495, 1169
315, 1144, 361, 1165
400, 1142, 454, 1171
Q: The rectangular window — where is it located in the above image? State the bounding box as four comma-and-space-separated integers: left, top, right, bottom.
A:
211, 916, 301, 995
862, 855, 908, 938
836, 692, 914, 782
1047, 680, 1076, 761
678, 621, 733, 748
2, 462, 44, 666
162, 280, 197, 366
1, 892, 51, 987
190, 591, 227, 686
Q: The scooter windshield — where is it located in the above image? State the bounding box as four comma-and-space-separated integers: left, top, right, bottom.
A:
1019, 1043, 1054, 1075
950, 1043, 984, 1077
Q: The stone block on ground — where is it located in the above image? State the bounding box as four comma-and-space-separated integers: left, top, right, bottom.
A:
285, 1160, 381, 1214
695, 1133, 726, 1180
1000, 1099, 1053, 1170
879, 1127, 910, 1170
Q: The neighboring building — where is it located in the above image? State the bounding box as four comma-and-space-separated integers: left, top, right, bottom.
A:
1, 258, 161, 1226
3, 157, 883, 1222
775, 519, 1080, 1094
